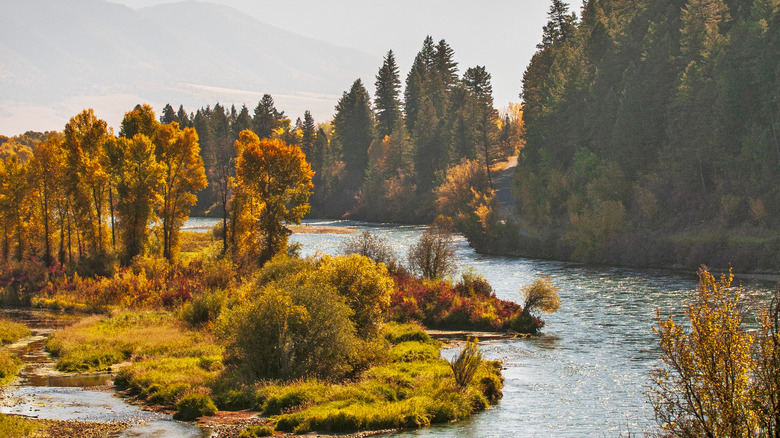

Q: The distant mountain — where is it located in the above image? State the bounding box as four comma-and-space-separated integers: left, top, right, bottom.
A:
0, 0, 378, 134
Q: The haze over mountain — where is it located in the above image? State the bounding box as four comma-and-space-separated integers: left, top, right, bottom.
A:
0, 0, 549, 135
0, 0, 378, 134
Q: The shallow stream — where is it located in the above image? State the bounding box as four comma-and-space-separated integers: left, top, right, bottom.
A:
0, 309, 211, 437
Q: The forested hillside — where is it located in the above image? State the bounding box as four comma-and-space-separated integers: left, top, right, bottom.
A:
513, 0, 779, 270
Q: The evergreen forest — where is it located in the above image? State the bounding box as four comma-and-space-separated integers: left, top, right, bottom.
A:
515, 0, 780, 270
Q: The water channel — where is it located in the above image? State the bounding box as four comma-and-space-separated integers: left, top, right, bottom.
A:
1, 218, 774, 437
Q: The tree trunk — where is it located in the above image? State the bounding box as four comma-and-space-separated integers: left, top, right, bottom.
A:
109, 186, 115, 251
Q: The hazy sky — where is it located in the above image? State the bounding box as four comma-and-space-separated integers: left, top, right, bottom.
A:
109, 0, 552, 108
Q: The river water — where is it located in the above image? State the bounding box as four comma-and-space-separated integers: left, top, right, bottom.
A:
285, 219, 775, 437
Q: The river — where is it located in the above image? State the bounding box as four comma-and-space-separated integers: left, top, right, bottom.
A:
283, 219, 775, 436
2, 218, 772, 437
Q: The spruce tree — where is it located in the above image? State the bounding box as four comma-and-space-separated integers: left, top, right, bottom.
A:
161, 104, 176, 125
253, 94, 285, 139
301, 110, 317, 159
333, 79, 374, 187
464, 66, 500, 188
375, 50, 403, 138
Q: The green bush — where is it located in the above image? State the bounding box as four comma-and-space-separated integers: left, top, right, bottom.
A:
317, 254, 394, 337
174, 391, 217, 420
181, 288, 228, 326
239, 424, 275, 437
220, 280, 358, 380
255, 254, 312, 286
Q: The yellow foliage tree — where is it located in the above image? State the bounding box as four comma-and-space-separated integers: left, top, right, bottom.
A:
30, 135, 66, 266
520, 275, 560, 316
106, 135, 165, 265
650, 268, 769, 436
0, 154, 33, 261
154, 122, 207, 261
63, 109, 110, 257
233, 130, 313, 266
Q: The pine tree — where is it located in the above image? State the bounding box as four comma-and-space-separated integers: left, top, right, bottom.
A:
253, 94, 286, 139
539, 0, 578, 48
435, 39, 459, 91
176, 105, 190, 128
464, 66, 500, 188
232, 105, 253, 139
161, 104, 177, 125
374, 50, 403, 139
333, 79, 374, 187
405, 36, 437, 130
300, 110, 317, 159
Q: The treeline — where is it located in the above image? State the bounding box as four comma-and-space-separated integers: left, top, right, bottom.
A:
172, 37, 522, 223
0, 107, 207, 274
0, 104, 316, 275
513, 0, 780, 270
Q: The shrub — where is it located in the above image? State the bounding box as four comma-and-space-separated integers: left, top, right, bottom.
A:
181, 288, 228, 326
339, 231, 399, 272
239, 424, 275, 437
75, 250, 116, 278
174, 391, 217, 420
387, 273, 525, 332
255, 254, 312, 286
221, 280, 358, 381
317, 254, 394, 337
407, 216, 457, 280
521, 275, 561, 315
0, 349, 22, 385
449, 339, 482, 389
454, 268, 494, 298
0, 258, 56, 305
0, 414, 38, 437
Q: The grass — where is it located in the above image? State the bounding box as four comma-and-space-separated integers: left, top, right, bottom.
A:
46, 311, 222, 372
251, 338, 501, 434
0, 414, 39, 438
46, 310, 224, 415
0, 349, 23, 386
0, 319, 30, 345
0, 319, 29, 386
179, 231, 220, 261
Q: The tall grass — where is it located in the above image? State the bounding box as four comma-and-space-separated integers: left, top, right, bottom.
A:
0, 414, 38, 438
0, 319, 29, 386
47, 311, 221, 372
0, 319, 30, 345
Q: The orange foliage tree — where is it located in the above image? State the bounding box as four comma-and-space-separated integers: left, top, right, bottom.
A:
234, 131, 313, 266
